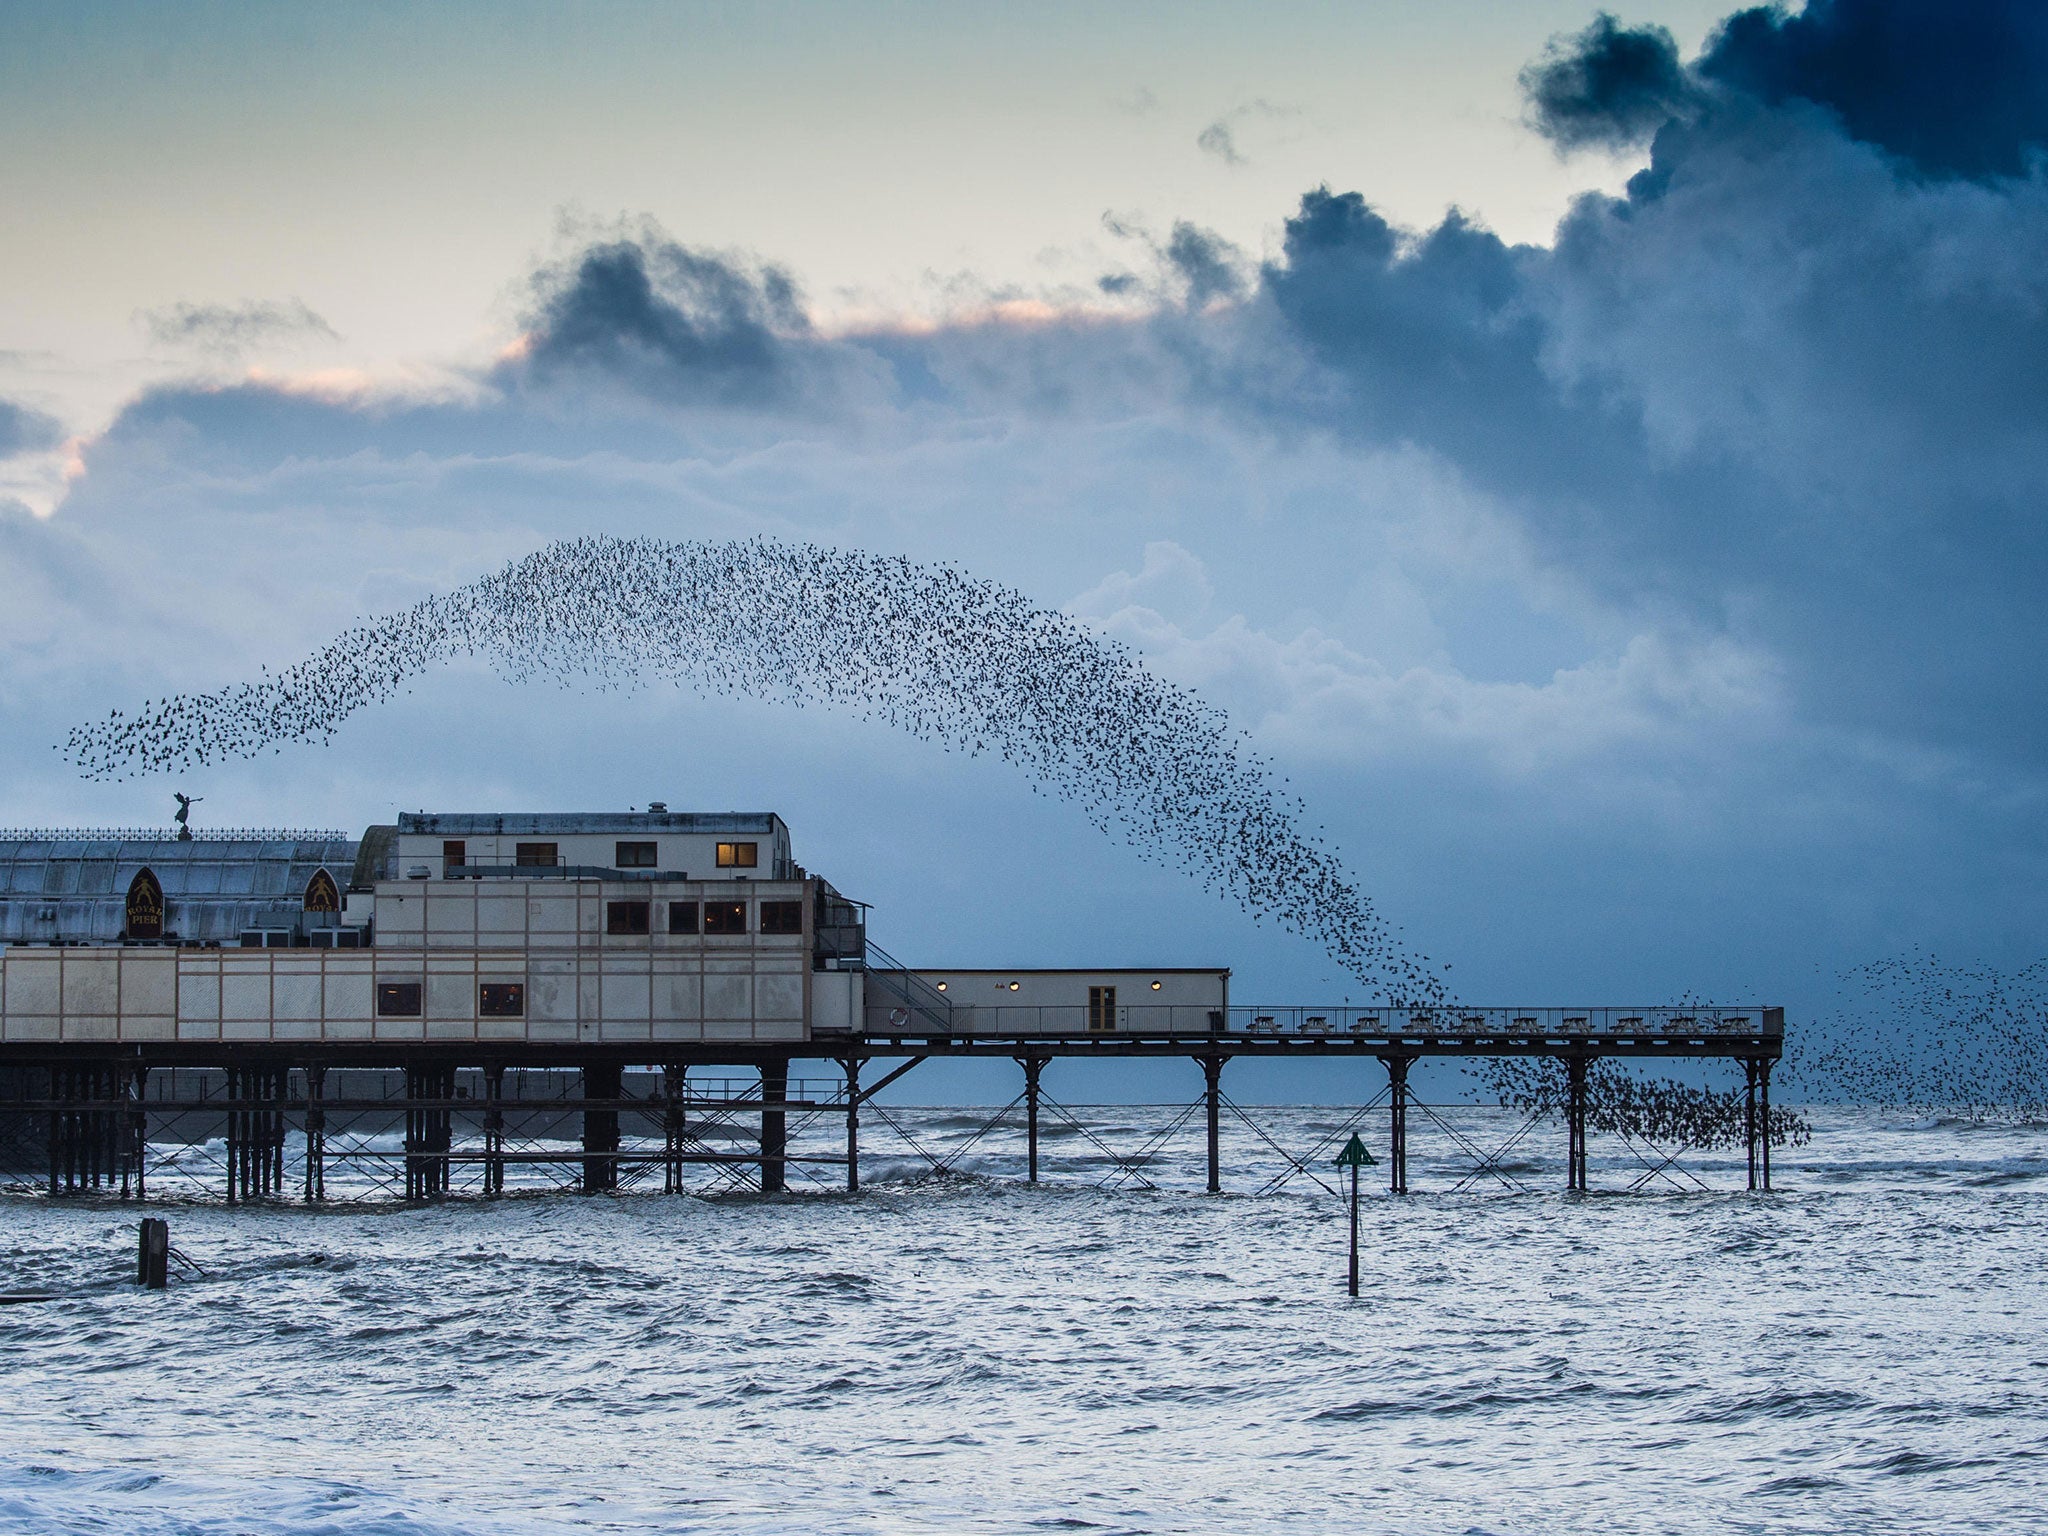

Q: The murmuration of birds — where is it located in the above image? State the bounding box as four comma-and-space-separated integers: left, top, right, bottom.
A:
1468, 1054, 1812, 1153
1788, 952, 2048, 1122
62, 534, 1449, 1003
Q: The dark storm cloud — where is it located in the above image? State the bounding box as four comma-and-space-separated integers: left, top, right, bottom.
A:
1164, 222, 1246, 307
141, 298, 339, 353
510, 234, 812, 405
1521, 13, 1703, 152
1698, 0, 2048, 180
0, 397, 62, 458
1527, 0, 2048, 181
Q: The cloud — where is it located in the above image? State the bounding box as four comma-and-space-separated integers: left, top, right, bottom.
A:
1525, 1, 2048, 181
1164, 223, 1247, 308
140, 298, 339, 354
1521, 13, 1703, 152
1195, 99, 1300, 167
0, 397, 62, 459
507, 228, 819, 407
1697, 0, 2048, 181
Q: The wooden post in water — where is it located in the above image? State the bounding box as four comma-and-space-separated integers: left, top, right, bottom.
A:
137, 1217, 168, 1290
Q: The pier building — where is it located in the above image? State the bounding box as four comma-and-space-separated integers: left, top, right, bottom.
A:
0, 809, 1784, 1201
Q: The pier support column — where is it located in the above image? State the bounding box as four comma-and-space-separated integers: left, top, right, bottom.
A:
1758, 1058, 1773, 1193
760, 1059, 788, 1194
404, 1064, 453, 1200
1200, 1054, 1227, 1194
1018, 1057, 1046, 1183
126, 1065, 148, 1201
1564, 1057, 1590, 1193
842, 1058, 860, 1193
483, 1064, 505, 1197
224, 1065, 242, 1204
1381, 1055, 1410, 1195
660, 1064, 684, 1195
1743, 1059, 1760, 1191
303, 1064, 325, 1204
582, 1061, 621, 1194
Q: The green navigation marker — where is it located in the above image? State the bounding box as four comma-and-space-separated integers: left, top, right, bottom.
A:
1334, 1133, 1376, 1168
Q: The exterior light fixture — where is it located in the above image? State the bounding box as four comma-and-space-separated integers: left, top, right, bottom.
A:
1150, 980, 1162, 990
935, 981, 947, 991
1008, 981, 1020, 991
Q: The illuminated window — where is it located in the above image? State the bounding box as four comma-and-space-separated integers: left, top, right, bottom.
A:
377, 982, 422, 1017
515, 843, 559, 868
479, 983, 525, 1017
704, 901, 748, 935
615, 841, 657, 868
760, 900, 803, 935
1088, 985, 1117, 1032
442, 840, 466, 871
667, 901, 699, 935
606, 900, 650, 935
716, 842, 758, 869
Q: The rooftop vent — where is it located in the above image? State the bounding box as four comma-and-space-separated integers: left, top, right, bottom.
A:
647, 801, 667, 813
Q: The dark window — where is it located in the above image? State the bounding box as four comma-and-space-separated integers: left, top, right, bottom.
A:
606, 899, 651, 935
378, 982, 423, 1017
716, 841, 758, 869
480, 983, 525, 1017
615, 840, 657, 868
667, 901, 700, 935
442, 839, 466, 871
704, 901, 748, 935
760, 900, 803, 935
515, 843, 559, 868
1088, 985, 1118, 1033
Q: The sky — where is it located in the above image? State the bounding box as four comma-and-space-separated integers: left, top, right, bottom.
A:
3, 0, 2046, 1086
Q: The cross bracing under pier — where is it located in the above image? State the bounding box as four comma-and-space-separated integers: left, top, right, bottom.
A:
0, 1006, 1784, 1202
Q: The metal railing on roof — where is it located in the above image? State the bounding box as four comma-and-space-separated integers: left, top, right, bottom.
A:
0, 828, 353, 844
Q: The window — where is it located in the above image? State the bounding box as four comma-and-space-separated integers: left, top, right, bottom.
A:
716, 841, 758, 869
1088, 985, 1118, 1033
760, 900, 803, 935
704, 900, 748, 935
515, 843, 559, 868
479, 983, 525, 1017
615, 840, 657, 868
606, 899, 650, 935
442, 840, 466, 871
377, 982, 423, 1017
667, 901, 699, 935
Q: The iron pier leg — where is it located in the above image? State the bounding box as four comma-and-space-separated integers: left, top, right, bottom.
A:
127, 1065, 148, 1200
842, 1058, 860, 1193
1020, 1057, 1045, 1183
760, 1060, 788, 1194
1743, 1059, 1759, 1192
1382, 1056, 1410, 1195
226, 1066, 242, 1204
583, 1061, 621, 1194
1759, 1059, 1773, 1192
1565, 1057, 1590, 1193
483, 1064, 505, 1197
660, 1064, 683, 1195
304, 1064, 325, 1203
1201, 1055, 1226, 1194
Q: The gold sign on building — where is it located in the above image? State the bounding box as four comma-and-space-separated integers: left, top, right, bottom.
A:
304, 868, 340, 912
125, 868, 164, 940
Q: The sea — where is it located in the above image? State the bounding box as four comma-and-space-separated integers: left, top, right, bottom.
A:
1, 1104, 2043, 1536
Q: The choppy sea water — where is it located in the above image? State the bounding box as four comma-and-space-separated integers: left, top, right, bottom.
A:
2, 1105, 2044, 1536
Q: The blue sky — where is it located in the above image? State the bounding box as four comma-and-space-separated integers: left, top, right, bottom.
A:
3, 0, 2045, 1070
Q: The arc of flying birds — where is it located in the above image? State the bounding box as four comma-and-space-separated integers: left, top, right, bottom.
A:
62, 533, 1449, 1004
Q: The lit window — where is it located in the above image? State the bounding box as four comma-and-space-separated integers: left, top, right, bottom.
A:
606, 900, 650, 935
716, 842, 758, 869
615, 841, 657, 869
479, 983, 525, 1017
515, 843, 559, 868
704, 901, 748, 935
667, 901, 699, 935
377, 982, 422, 1017
760, 900, 803, 935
